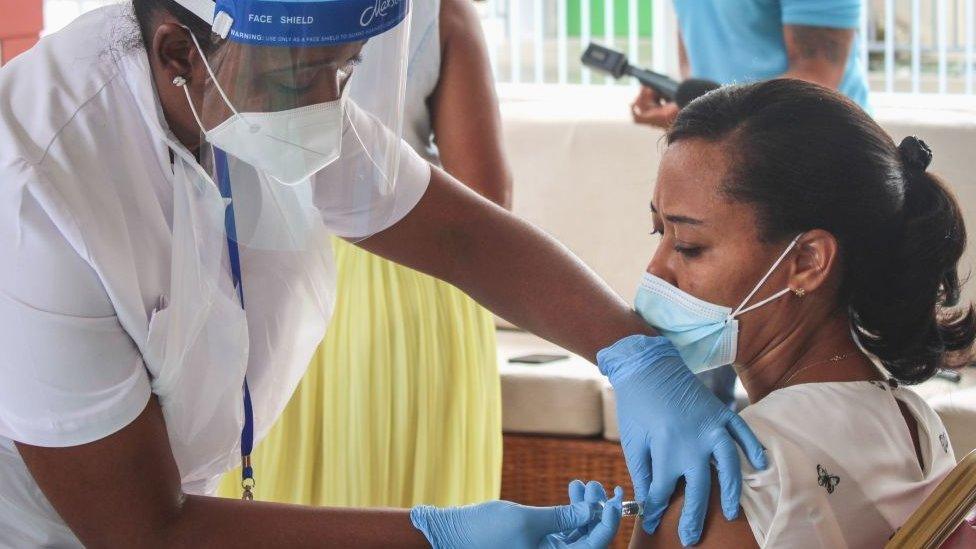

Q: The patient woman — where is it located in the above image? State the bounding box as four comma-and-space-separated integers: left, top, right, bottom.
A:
629, 79, 976, 547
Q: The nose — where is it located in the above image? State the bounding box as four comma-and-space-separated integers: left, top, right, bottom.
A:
313, 75, 342, 103
646, 244, 677, 285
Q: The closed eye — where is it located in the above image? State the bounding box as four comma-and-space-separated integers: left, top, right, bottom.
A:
276, 82, 314, 95
674, 244, 704, 258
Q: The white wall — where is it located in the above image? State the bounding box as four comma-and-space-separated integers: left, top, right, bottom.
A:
43, 0, 122, 35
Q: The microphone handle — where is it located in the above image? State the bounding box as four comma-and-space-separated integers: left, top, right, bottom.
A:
625, 66, 680, 101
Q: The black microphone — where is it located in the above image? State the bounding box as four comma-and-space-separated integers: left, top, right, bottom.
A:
674, 78, 720, 108
580, 43, 719, 108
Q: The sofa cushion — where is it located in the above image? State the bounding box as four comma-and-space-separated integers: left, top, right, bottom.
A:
929, 386, 976, 458
498, 330, 608, 436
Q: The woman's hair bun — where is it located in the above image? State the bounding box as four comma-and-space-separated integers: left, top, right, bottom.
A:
898, 135, 933, 175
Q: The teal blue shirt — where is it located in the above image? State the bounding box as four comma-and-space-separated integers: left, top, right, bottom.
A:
673, 0, 870, 110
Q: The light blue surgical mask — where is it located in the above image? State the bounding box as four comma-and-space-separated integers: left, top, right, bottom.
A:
635, 234, 803, 373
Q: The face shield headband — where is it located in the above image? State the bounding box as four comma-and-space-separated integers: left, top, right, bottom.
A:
172, 0, 409, 47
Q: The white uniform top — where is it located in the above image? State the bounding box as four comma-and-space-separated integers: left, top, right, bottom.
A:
739, 380, 955, 548
0, 5, 430, 546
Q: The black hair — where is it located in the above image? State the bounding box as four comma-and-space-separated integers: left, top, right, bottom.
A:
131, 0, 215, 53
668, 79, 975, 384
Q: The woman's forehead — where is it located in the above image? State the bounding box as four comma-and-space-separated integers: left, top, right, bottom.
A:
654, 140, 728, 212
654, 139, 760, 233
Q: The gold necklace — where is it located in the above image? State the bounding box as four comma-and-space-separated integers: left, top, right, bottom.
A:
778, 352, 856, 388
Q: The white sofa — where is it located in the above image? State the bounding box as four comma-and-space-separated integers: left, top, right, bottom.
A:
495, 85, 976, 454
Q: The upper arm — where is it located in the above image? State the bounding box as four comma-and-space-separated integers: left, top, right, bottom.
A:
780, 0, 860, 88
429, 0, 513, 209
16, 398, 187, 547
782, 25, 854, 88
353, 165, 488, 281
629, 471, 758, 549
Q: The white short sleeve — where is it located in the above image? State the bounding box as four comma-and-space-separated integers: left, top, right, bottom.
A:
0, 172, 150, 447
736, 382, 955, 548
312, 100, 432, 239
781, 0, 861, 29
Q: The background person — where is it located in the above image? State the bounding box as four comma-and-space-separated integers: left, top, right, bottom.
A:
218, 0, 511, 508
631, 0, 870, 129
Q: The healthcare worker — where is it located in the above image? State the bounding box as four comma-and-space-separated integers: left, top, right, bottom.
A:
0, 1, 766, 546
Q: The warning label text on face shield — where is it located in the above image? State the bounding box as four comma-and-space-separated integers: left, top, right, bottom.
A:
217, 0, 408, 47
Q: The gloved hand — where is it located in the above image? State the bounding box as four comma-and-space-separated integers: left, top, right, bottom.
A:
549, 480, 624, 546
410, 480, 623, 549
597, 335, 767, 547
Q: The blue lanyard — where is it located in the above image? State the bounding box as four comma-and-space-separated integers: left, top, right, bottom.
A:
213, 148, 256, 501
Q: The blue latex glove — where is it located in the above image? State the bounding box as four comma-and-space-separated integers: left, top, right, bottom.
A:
597, 335, 768, 547
410, 481, 623, 549
554, 480, 624, 545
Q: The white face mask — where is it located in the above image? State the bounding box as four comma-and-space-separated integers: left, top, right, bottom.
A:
204, 98, 346, 186
180, 30, 346, 186
635, 233, 803, 373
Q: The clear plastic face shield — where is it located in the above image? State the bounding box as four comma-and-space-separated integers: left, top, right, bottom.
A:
172, 0, 411, 248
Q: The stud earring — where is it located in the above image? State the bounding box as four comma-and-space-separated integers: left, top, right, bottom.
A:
792, 288, 806, 298
172, 75, 187, 87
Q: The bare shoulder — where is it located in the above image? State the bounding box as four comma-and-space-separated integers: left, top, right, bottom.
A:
628, 471, 759, 549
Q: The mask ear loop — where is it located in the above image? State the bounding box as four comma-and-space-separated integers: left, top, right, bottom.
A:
729, 233, 804, 319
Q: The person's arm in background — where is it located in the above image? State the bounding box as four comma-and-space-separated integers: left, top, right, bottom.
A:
781, 26, 853, 88
631, 32, 688, 128
780, 0, 861, 89
428, 0, 513, 210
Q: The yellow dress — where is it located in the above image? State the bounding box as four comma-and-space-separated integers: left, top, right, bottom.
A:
218, 237, 502, 507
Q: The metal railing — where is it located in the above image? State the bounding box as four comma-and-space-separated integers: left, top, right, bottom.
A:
480, 0, 976, 96
477, 0, 675, 86
865, 0, 975, 94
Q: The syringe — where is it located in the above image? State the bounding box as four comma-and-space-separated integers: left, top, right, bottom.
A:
594, 500, 644, 518
621, 501, 644, 517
